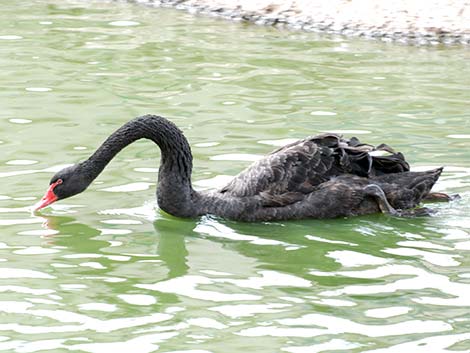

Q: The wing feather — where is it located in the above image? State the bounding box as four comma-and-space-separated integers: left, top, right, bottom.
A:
219, 133, 409, 205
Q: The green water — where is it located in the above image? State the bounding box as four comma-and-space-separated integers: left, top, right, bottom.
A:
1, 0, 470, 352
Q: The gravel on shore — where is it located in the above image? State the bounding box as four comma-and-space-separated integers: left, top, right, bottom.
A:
128, 0, 470, 45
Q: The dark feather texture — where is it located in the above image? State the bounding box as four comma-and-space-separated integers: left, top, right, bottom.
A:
220, 132, 410, 207
37, 115, 449, 221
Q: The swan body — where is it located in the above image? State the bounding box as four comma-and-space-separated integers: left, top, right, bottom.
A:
35, 115, 446, 221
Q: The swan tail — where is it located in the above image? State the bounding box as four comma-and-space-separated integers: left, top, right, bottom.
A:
374, 167, 444, 210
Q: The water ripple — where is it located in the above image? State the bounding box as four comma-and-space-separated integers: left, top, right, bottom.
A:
0, 1, 469, 352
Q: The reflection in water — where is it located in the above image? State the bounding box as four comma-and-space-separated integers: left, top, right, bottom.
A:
2, 190, 470, 351
13, 196, 465, 351
3, 182, 469, 350
239, 313, 450, 337
153, 217, 191, 278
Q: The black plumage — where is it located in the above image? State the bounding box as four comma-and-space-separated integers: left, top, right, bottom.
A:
35, 115, 449, 221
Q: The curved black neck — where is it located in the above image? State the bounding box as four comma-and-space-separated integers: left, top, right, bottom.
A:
82, 115, 196, 217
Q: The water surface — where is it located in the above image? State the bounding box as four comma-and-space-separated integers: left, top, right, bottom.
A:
1, 0, 470, 352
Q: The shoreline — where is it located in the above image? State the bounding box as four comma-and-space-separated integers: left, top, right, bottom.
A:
128, 0, 470, 45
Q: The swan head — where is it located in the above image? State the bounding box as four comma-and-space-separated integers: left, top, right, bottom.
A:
34, 164, 91, 211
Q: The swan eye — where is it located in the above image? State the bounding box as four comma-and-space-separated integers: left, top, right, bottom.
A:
50, 178, 63, 187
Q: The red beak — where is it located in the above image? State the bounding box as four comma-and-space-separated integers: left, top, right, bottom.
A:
33, 180, 61, 211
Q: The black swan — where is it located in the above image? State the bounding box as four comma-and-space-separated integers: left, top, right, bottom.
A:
34, 115, 450, 221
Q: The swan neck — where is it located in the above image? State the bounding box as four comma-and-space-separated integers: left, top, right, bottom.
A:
84, 115, 196, 216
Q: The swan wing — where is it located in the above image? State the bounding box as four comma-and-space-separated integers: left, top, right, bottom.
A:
219, 133, 410, 206
220, 134, 341, 199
